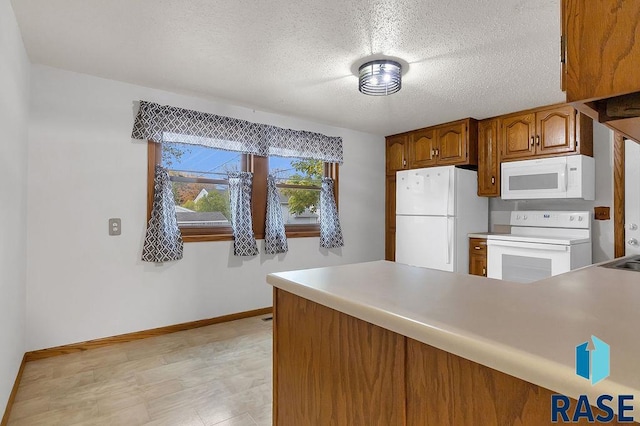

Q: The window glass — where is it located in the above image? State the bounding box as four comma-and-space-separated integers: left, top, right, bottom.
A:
162, 142, 241, 228
269, 157, 323, 225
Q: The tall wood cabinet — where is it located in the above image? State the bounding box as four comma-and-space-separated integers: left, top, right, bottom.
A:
477, 118, 500, 197
385, 176, 396, 261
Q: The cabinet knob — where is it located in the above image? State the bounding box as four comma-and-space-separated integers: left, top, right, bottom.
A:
402, 159, 407, 167
482, 267, 486, 276
536, 135, 540, 146
530, 136, 534, 149
474, 246, 481, 250
491, 176, 495, 185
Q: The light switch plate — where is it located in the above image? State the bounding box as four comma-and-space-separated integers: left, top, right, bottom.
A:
109, 218, 121, 235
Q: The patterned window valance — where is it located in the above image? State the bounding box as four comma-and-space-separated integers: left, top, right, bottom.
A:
131, 100, 343, 164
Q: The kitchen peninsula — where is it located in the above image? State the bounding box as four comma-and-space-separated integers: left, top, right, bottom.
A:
267, 261, 639, 425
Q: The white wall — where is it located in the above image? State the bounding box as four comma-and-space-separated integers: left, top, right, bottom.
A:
0, 0, 29, 410
26, 65, 385, 351
489, 122, 615, 263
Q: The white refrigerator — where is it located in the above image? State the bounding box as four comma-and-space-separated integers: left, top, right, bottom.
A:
396, 166, 488, 273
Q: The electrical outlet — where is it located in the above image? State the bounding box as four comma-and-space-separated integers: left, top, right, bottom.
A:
109, 218, 121, 235
594, 207, 610, 221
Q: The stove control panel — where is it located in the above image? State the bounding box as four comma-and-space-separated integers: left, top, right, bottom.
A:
509, 211, 590, 228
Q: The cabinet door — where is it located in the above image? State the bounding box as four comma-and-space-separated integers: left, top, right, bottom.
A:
535, 106, 576, 156
477, 119, 500, 197
501, 113, 535, 160
385, 176, 396, 261
409, 129, 437, 168
386, 135, 408, 174
469, 254, 487, 277
436, 122, 467, 165
564, 0, 640, 102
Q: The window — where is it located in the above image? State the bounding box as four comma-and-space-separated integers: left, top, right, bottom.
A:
148, 142, 338, 242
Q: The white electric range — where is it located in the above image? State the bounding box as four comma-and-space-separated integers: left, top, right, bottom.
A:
486, 211, 592, 283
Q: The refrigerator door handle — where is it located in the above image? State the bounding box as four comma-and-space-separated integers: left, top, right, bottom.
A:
446, 217, 453, 264
446, 168, 452, 215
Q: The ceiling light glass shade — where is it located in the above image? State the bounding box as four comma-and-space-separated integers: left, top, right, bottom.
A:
358, 60, 402, 96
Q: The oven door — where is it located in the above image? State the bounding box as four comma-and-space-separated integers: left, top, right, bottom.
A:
487, 239, 571, 283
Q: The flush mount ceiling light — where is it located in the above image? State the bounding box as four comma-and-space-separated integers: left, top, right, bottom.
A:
358, 60, 402, 96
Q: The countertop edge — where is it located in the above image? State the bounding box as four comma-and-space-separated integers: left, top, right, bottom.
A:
267, 270, 639, 414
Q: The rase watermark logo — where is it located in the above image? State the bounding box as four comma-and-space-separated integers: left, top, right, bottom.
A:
551, 336, 635, 423
575, 335, 610, 385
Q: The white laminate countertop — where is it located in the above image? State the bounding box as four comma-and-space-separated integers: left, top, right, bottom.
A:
467, 232, 492, 239
267, 260, 640, 416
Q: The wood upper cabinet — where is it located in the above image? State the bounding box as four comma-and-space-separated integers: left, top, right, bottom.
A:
501, 113, 536, 160
386, 134, 408, 174
390, 119, 478, 171
477, 118, 500, 197
562, 1, 640, 142
563, 0, 640, 103
536, 105, 576, 156
436, 122, 467, 164
404, 119, 478, 167
501, 105, 592, 162
409, 128, 436, 168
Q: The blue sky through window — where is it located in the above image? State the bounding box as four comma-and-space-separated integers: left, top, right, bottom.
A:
162, 143, 299, 179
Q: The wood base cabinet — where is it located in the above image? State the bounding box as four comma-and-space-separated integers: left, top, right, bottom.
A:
273, 289, 626, 425
469, 237, 487, 277
274, 289, 406, 425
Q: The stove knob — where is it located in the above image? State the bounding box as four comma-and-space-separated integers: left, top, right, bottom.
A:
523, 215, 528, 220
578, 216, 584, 222
516, 215, 521, 220
570, 216, 575, 221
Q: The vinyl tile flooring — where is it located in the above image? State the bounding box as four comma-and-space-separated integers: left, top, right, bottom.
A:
8, 315, 274, 426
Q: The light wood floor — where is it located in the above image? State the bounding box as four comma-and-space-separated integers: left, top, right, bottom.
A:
8, 315, 273, 426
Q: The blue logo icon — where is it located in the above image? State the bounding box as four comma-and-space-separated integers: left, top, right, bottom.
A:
576, 336, 610, 385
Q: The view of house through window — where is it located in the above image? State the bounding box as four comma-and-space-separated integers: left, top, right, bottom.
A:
161, 142, 241, 228
149, 142, 337, 241
269, 156, 323, 225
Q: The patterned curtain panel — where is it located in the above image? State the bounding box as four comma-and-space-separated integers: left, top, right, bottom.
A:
320, 177, 344, 249
131, 100, 343, 164
142, 166, 184, 263
228, 172, 259, 256
264, 175, 288, 254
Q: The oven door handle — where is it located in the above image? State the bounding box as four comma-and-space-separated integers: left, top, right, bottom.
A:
487, 240, 569, 252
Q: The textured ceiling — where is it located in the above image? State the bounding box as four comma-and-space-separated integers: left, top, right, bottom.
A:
10, 0, 565, 136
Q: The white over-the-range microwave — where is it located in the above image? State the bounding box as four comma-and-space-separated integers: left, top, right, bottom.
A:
501, 155, 595, 200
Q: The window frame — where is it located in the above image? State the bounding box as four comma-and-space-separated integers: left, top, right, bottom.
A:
147, 142, 338, 243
